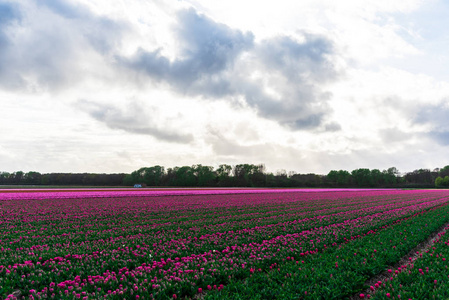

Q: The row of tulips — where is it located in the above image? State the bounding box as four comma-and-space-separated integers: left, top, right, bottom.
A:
1, 189, 449, 299
0, 189, 394, 202
367, 224, 449, 299
204, 200, 449, 299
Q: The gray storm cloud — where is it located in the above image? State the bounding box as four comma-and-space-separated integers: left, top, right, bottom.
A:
413, 104, 449, 145
78, 100, 194, 143
36, 0, 125, 54
0, 1, 23, 89
119, 8, 341, 131
0, 2, 20, 46
414, 105, 449, 125
0, 0, 127, 91
0, 2, 342, 132
120, 8, 254, 96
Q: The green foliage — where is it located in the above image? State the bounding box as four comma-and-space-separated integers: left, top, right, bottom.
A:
122, 174, 134, 186
370, 169, 382, 186
435, 176, 449, 188
351, 168, 373, 187
174, 166, 197, 186
382, 167, 398, 184
327, 170, 352, 186
404, 169, 433, 185
2, 163, 448, 188
435, 176, 443, 187
336, 170, 351, 185
439, 165, 449, 177
128, 166, 165, 186
233, 164, 266, 187
193, 164, 216, 186
216, 164, 233, 186
444, 175, 449, 186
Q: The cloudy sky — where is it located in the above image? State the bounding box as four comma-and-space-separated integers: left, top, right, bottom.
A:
1, 0, 449, 175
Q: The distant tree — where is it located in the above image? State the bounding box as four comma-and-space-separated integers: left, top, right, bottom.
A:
216, 164, 233, 186
382, 167, 398, 185
175, 166, 196, 186
290, 173, 322, 187
123, 174, 134, 186
327, 170, 352, 186
129, 168, 145, 184
233, 164, 251, 186
404, 169, 433, 185
14, 171, 24, 184
435, 176, 444, 188
143, 166, 165, 186
440, 166, 449, 178
274, 169, 290, 187
444, 176, 449, 187
351, 168, 373, 187
336, 170, 352, 186
233, 164, 262, 187
0, 172, 11, 184
126, 167, 164, 186
265, 173, 276, 187
308, 174, 322, 187
13, 162, 449, 188
251, 164, 267, 187
326, 170, 339, 186
40, 174, 50, 185
193, 164, 216, 186
370, 169, 383, 186
162, 168, 177, 186
290, 173, 306, 187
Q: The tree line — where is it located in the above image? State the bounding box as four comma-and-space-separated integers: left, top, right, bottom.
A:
0, 171, 126, 186
1, 164, 449, 188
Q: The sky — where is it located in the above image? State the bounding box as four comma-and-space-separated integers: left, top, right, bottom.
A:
1, 0, 449, 175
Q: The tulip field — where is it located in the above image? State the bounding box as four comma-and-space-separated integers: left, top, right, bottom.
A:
1, 188, 449, 299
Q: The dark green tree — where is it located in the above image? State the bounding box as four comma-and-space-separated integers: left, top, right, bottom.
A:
216, 164, 233, 186
193, 164, 216, 186
14, 171, 24, 184
382, 167, 398, 185
443, 176, 449, 187
351, 168, 373, 187
326, 170, 339, 186
175, 166, 196, 186
233, 164, 265, 187
370, 169, 383, 186
440, 165, 449, 178
143, 166, 165, 186
435, 176, 444, 188
336, 170, 352, 186
24, 171, 42, 185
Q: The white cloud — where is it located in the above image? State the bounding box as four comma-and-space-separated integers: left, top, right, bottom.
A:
1, 0, 449, 174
